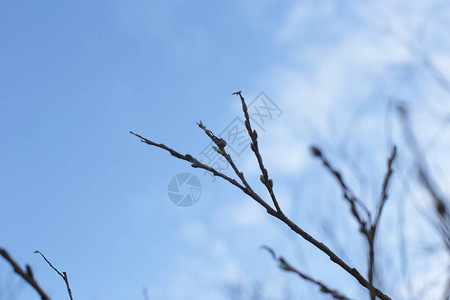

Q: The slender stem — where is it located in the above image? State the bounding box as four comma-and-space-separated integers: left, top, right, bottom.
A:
34, 251, 74, 300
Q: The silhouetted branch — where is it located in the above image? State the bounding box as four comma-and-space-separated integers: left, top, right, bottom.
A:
233, 91, 282, 214
34, 251, 74, 300
0, 248, 50, 300
131, 92, 392, 300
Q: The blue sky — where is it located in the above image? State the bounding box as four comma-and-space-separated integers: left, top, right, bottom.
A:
1, 1, 449, 300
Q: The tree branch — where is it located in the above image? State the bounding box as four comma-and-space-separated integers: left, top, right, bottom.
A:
130, 92, 392, 300
34, 251, 74, 300
262, 246, 353, 300
0, 247, 51, 300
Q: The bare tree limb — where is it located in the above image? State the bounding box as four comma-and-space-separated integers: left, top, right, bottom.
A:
130, 92, 392, 300
0, 248, 50, 300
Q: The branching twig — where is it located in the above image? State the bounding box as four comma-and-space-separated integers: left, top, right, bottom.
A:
129, 131, 275, 214
310, 145, 397, 300
0, 248, 51, 300
34, 251, 74, 300
130, 92, 392, 300
262, 246, 352, 300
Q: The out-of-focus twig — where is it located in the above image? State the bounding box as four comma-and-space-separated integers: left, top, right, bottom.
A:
397, 104, 450, 251
0, 248, 50, 300
310, 146, 371, 232
311, 145, 397, 300
385, 28, 450, 97
262, 246, 352, 300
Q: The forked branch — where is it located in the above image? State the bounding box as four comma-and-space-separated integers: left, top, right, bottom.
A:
130, 92, 392, 300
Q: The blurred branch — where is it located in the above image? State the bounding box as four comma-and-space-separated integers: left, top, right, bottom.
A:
34, 251, 74, 300
0, 248, 50, 300
397, 104, 450, 251
396, 103, 450, 300
262, 246, 352, 300
310, 146, 371, 233
385, 28, 450, 97
311, 145, 397, 300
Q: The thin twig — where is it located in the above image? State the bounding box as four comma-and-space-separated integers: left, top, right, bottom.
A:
34, 251, 74, 300
374, 146, 397, 228
130, 131, 275, 214
0, 248, 51, 300
366, 146, 397, 300
197, 121, 255, 194
233, 91, 283, 215
310, 146, 371, 232
262, 246, 352, 300
397, 105, 450, 250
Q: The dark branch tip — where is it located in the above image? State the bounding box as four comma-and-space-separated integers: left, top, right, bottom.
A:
310, 146, 323, 157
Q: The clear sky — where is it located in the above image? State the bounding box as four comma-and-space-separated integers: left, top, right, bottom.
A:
1, 1, 449, 300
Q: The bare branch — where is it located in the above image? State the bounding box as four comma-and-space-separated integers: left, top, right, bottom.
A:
233, 91, 283, 214
262, 246, 352, 300
374, 146, 397, 228
130, 131, 275, 214
0, 248, 51, 300
131, 92, 392, 300
34, 251, 74, 300
310, 145, 371, 232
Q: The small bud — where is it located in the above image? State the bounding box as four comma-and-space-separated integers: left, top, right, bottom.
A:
216, 138, 227, 149
253, 130, 258, 139
185, 154, 193, 161
260, 175, 265, 184
437, 202, 446, 216
310, 146, 322, 157
278, 261, 290, 271
250, 143, 256, 152
268, 179, 273, 188
26, 264, 33, 278
212, 146, 222, 155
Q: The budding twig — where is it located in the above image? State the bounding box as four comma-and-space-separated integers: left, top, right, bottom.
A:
130, 92, 392, 300
233, 91, 283, 215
